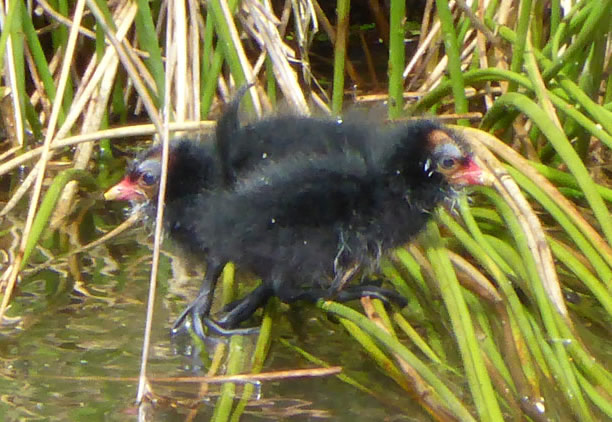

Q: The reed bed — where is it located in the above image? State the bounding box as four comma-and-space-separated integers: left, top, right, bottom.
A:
0, 0, 611, 420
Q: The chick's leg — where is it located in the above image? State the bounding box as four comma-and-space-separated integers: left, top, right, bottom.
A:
171, 258, 225, 338
203, 284, 273, 335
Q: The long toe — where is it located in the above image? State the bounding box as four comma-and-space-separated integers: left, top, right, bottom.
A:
190, 308, 209, 340
220, 298, 245, 313
336, 285, 408, 308
172, 290, 217, 336
171, 304, 195, 335
203, 317, 260, 336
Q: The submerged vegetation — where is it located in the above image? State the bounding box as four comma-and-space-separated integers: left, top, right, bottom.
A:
1, 0, 611, 420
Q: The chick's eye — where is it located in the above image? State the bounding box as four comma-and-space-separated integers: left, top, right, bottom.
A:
140, 172, 157, 186
440, 157, 457, 170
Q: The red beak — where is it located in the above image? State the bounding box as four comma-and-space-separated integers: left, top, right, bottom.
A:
450, 158, 485, 186
104, 178, 145, 201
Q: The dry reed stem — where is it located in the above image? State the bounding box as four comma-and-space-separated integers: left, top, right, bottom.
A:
0, 121, 215, 178
0, 0, 87, 325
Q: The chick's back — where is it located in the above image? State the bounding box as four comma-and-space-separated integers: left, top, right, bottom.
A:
166, 151, 374, 289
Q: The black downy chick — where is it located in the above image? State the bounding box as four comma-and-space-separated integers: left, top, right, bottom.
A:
105, 91, 386, 335
165, 120, 483, 336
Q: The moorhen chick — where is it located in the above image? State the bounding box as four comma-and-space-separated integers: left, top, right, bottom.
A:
105, 94, 382, 334
163, 119, 483, 337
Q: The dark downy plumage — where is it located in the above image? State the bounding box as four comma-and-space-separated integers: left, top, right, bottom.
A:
105, 89, 375, 218
164, 119, 483, 336
106, 90, 484, 337
105, 93, 389, 335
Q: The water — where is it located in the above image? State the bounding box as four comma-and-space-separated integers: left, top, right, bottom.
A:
0, 204, 422, 421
